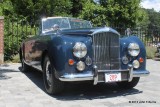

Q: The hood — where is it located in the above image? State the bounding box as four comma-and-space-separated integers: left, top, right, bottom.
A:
60, 27, 120, 36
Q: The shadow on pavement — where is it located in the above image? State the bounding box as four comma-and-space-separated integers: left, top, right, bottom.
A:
19, 67, 45, 91
55, 84, 142, 101
0, 64, 10, 67
19, 67, 143, 101
0, 67, 19, 80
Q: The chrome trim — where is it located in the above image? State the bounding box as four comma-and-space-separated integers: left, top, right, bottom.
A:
93, 65, 98, 85
58, 69, 149, 82
73, 42, 87, 58
23, 60, 43, 71
128, 43, 140, 57
67, 17, 71, 29
133, 70, 150, 77
128, 64, 133, 82
85, 56, 92, 66
59, 72, 94, 81
91, 27, 120, 36
92, 32, 120, 70
98, 69, 128, 72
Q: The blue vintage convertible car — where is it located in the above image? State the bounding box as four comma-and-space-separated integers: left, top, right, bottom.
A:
19, 17, 150, 94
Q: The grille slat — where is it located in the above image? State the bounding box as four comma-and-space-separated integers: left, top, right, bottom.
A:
93, 32, 120, 70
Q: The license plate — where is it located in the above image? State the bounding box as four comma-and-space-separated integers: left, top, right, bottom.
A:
105, 72, 121, 82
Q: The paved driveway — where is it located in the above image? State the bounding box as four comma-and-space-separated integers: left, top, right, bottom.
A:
0, 59, 159, 107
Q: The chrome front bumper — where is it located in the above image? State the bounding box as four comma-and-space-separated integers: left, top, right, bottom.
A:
59, 64, 150, 85
59, 72, 94, 81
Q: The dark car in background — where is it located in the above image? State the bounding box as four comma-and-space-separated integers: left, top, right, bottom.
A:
19, 17, 150, 94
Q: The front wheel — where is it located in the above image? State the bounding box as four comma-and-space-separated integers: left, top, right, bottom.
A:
43, 56, 64, 94
117, 77, 140, 89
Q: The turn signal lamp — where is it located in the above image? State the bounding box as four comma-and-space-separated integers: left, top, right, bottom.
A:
68, 59, 74, 65
139, 57, 144, 63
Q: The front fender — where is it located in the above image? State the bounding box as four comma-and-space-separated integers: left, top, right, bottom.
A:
48, 35, 92, 78
120, 36, 146, 70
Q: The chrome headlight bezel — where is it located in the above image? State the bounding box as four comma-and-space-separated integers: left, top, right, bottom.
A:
73, 42, 87, 58
128, 43, 140, 57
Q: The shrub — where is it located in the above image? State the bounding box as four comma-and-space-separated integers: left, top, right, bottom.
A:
146, 46, 156, 59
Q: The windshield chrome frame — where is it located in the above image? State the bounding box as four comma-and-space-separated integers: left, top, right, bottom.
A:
41, 17, 93, 34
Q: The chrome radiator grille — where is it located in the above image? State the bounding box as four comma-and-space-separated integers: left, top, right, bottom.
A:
92, 32, 120, 70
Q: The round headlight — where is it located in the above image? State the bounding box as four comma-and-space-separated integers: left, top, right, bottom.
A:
73, 42, 87, 58
76, 61, 85, 71
133, 60, 140, 69
128, 43, 140, 56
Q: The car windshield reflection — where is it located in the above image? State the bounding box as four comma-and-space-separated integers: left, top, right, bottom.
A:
42, 17, 92, 33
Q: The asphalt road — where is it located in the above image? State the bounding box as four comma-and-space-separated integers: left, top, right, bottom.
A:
0, 59, 159, 107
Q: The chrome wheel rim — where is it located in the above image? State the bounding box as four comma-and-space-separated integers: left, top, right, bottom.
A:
46, 61, 52, 87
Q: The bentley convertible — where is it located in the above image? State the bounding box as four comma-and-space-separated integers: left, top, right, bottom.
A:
19, 17, 150, 94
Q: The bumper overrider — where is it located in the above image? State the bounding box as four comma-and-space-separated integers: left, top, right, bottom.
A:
59, 64, 150, 85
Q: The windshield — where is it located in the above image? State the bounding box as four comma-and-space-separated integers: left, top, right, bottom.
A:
69, 18, 92, 29
42, 17, 92, 33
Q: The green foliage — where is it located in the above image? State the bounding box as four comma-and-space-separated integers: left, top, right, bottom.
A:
12, 54, 20, 63
0, 0, 14, 16
1, 0, 147, 28
4, 17, 38, 61
10, 0, 72, 21
70, 0, 85, 17
1, 0, 160, 61
145, 9, 160, 32
136, 8, 150, 29
146, 46, 156, 59
79, 0, 107, 26
5, 54, 20, 63
53, 0, 72, 16
0, 0, 151, 28
80, 0, 143, 27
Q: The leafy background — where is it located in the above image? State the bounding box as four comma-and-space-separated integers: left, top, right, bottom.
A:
0, 0, 159, 61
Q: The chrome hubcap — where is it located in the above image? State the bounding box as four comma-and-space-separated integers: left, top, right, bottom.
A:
46, 61, 52, 87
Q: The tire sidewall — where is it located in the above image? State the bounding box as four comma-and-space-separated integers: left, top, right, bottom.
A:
43, 56, 64, 94
43, 56, 54, 94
